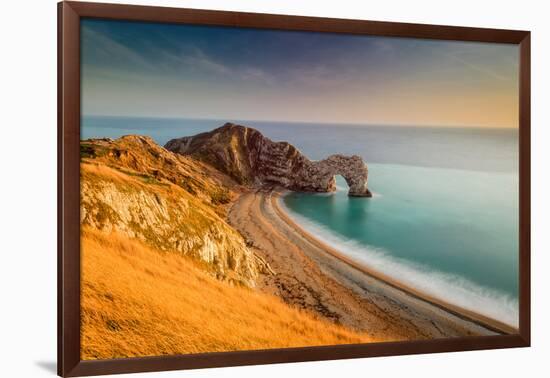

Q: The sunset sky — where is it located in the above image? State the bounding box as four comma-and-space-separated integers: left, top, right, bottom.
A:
81, 19, 519, 128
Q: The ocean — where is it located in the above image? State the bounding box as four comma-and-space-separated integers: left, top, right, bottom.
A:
82, 115, 519, 327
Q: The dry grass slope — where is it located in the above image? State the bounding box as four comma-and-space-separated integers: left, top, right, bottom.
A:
81, 135, 239, 215
80, 137, 270, 287
81, 228, 374, 359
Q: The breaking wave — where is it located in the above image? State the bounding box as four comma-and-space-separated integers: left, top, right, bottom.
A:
279, 198, 519, 328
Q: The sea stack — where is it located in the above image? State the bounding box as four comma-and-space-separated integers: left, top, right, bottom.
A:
165, 123, 372, 197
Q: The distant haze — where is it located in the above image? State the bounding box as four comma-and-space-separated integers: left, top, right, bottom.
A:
82, 19, 519, 128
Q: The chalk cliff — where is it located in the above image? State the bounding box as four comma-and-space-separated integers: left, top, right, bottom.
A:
80, 135, 272, 287
165, 123, 372, 197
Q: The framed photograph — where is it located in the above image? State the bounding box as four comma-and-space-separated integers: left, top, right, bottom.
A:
58, 1, 530, 376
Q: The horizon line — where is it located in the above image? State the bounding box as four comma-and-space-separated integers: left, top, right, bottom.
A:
81, 113, 518, 130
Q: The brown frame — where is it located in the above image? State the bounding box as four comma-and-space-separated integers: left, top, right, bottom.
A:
58, 1, 531, 376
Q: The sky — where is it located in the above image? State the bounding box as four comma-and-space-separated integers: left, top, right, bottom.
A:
81, 19, 519, 128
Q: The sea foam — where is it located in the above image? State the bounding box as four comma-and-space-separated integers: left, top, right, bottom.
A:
279, 197, 519, 328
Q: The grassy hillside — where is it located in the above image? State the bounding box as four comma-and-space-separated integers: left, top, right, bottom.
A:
80, 136, 271, 287
81, 135, 238, 215
81, 228, 373, 359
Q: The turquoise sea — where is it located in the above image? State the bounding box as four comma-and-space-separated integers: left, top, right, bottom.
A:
82, 116, 519, 327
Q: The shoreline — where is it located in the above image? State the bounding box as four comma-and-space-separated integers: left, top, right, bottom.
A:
228, 189, 503, 341
271, 189, 517, 335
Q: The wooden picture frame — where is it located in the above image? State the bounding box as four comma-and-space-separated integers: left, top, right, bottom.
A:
58, 1, 531, 376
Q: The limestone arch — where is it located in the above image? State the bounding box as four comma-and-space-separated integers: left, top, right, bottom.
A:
311, 155, 372, 197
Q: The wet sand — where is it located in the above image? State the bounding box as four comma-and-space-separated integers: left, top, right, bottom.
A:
228, 189, 516, 341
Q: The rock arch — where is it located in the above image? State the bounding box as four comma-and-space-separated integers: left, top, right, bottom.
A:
165, 123, 372, 197
304, 155, 372, 197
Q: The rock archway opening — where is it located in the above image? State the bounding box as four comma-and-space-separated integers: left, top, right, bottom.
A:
334, 175, 350, 192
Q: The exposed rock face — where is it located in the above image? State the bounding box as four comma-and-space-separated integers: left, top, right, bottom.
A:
307, 155, 371, 197
80, 136, 273, 287
165, 123, 372, 197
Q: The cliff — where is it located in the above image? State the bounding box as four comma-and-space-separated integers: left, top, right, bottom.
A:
165, 123, 372, 197
80, 135, 272, 287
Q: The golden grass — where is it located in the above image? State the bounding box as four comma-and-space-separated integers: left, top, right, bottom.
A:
81, 228, 374, 360
81, 135, 240, 209
81, 162, 138, 186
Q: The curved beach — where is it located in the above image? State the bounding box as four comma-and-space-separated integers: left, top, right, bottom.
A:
228, 189, 516, 340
